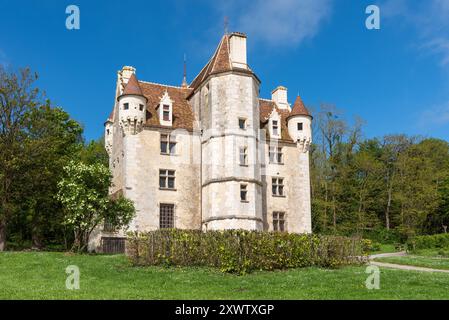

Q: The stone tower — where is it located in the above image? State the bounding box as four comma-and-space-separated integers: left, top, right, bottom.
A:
287, 96, 313, 232
117, 73, 147, 135
190, 32, 263, 230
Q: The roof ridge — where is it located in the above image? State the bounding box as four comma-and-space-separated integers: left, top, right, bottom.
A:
189, 35, 224, 87
139, 80, 191, 90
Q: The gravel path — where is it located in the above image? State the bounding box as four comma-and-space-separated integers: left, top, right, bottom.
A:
368, 251, 449, 274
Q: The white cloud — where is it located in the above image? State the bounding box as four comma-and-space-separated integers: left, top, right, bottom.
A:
219, 0, 333, 47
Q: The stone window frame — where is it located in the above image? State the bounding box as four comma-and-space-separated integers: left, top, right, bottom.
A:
123, 102, 129, 110
139, 104, 144, 111
160, 133, 177, 156
162, 104, 170, 121
239, 146, 248, 166
272, 177, 285, 197
272, 120, 279, 136
159, 203, 175, 229
240, 184, 248, 202
159, 169, 176, 190
297, 122, 303, 131
269, 146, 284, 164
238, 117, 247, 130
273, 211, 286, 232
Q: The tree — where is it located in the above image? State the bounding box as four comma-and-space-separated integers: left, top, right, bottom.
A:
20, 103, 83, 248
57, 161, 135, 252
79, 138, 109, 166
0, 67, 40, 251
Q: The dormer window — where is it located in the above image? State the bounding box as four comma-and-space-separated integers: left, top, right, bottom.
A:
163, 105, 170, 121
272, 120, 279, 136
297, 122, 303, 131
158, 91, 173, 126
123, 103, 129, 110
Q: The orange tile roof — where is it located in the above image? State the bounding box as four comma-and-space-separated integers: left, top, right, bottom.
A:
121, 73, 144, 97
288, 95, 312, 119
139, 81, 194, 130
189, 33, 257, 92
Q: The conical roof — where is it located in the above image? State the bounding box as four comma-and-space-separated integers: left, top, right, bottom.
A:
122, 73, 144, 96
288, 95, 312, 119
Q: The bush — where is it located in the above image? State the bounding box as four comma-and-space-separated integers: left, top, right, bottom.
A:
361, 239, 381, 253
407, 233, 449, 252
126, 230, 366, 274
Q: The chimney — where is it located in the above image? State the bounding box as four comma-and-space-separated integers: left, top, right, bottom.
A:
271, 86, 289, 109
229, 32, 247, 69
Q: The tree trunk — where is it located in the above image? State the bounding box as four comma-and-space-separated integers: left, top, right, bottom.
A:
385, 171, 394, 230
0, 218, 6, 251
31, 214, 44, 249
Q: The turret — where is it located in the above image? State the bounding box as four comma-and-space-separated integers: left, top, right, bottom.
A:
287, 96, 312, 152
117, 73, 147, 135
104, 111, 113, 155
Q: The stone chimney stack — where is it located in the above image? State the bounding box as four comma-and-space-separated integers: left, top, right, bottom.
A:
117, 66, 136, 95
271, 86, 289, 109
229, 32, 247, 69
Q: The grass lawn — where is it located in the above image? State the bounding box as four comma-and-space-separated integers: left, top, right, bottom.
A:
1, 252, 449, 299
371, 244, 398, 254
375, 250, 449, 271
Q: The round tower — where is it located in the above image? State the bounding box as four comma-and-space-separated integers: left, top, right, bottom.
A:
117, 73, 147, 135
287, 96, 312, 152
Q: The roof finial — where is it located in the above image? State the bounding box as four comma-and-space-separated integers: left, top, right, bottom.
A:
181, 53, 188, 88
224, 16, 229, 35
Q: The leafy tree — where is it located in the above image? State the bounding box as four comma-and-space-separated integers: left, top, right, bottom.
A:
19, 103, 83, 248
0, 67, 40, 251
57, 161, 135, 252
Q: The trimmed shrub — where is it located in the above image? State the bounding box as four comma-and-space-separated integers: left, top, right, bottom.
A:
126, 229, 366, 274
407, 233, 449, 252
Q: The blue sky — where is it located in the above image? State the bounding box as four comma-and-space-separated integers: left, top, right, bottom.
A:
0, 0, 448, 141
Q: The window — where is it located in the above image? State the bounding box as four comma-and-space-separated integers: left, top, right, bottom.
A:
106, 129, 110, 135
123, 103, 129, 110
239, 118, 247, 130
272, 120, 279, 136
297, 122, 303, 131
139, 104, 144, 111
240, 184, 248, 202
159, 169, 175, 189
272, 178, 284, 196
269, 147, 283, 164
160, 134, 176, 155
239, 147, 248, 166
163, 105, 170, 121
160, 204, 174, 229
273, 212, 285, 232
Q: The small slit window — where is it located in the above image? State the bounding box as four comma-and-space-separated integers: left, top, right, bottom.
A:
240, 184, 248, 202
123, 103, 129, 110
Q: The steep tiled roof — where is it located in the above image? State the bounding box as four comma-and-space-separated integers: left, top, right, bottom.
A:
189, 33, 256, 91
139, 81, 194, 130
121, 73, 144, 96
288, 95, 312, 119
259, 99, 293, 142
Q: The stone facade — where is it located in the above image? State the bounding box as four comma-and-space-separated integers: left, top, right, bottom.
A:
89, 32, 312, 252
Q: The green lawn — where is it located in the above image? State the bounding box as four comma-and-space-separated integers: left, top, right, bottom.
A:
1, 252, 449, 299
375, 251, 449, 271
371, 244, 398, 254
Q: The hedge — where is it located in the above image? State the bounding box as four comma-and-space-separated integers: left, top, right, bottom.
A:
407, 233, 449, 252
126, 229, 366, 274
